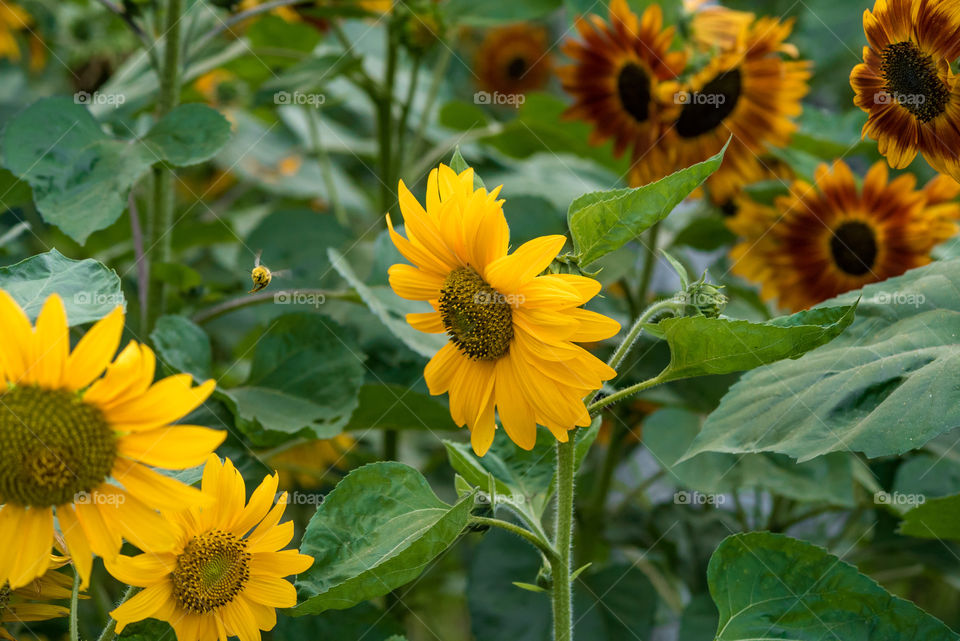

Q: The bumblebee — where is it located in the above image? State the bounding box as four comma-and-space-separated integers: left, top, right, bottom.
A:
249, 251, 287, 293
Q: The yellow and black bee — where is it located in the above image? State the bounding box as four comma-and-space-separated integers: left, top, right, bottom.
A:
249, 251, 288, 293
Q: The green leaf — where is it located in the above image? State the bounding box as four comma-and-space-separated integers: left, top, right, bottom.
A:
328, 247, 446, 359
645, 408, 855, 505
256, 53, 362, 102
2, 98, 231, 243
221, 313, 364, 443
448, 147, 485, 188
294, 462, 473, 614
0, 249, 123, 324
438, 99, 489, 131
142, 103, 232, 167
0, 167, 33, 210
344, 384, 457, 432
687, 259, 960, 462
274, 602, 403, 640
568, 142, 727, 267
652, 303, 856, 386
117, 619, 175, 640
708, 532, 958, 640
442, 0, 561, 25
150, 315, 212, 381
899, 493, 960, 540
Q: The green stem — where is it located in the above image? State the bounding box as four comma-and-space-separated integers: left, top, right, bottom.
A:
587, 374, 666, 416
470, 516, 558, 562
145, 0, 185, 332
96, 586, 138, 641
69, 570, 80, 641
377, 18, 398, 215
394, 56, 421, 171
605, 298, 682, 375
551, 439, 576, 641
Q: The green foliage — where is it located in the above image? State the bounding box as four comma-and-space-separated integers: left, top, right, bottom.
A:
568, 142, 727, 266
295, 462, 474, 614
344, 384, 458, 432
900, 494, 960, 541
0, 249, 123, 324
150, 315, 212, 381
708, 532, 959, 640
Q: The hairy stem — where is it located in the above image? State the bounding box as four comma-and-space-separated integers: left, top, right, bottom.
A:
551, 439, 576, 641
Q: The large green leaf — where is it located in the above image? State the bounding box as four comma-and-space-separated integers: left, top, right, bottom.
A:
685, 259, 960, 462
900, 493, 960, 541
344, 384, 457, 432
221, 313, 364, 443
708, 532, 958, 640
568, 142, 727, 267
651, 304, 856, 385
0, 249, 123, 324
645, 408, 855, 505
328, 247, 446, 359
2, 98, 230, 243
150, 315, 212, 381
294, 462, 473, 614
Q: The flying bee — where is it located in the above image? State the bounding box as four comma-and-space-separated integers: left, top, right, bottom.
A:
249, 251, 289, 293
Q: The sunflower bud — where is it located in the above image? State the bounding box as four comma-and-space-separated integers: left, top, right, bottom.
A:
684, 278, 727, 318
399, 6, 444, 55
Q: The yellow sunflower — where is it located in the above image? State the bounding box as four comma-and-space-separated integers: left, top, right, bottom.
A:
632, 16, 809, 190
0, 563, 78, 641
0, 293, 223, 591
850, 0, 960, 182
729, 160, 960, 311
559, 0, 687, 164
475, 24, 552, 98
0, 2, 43, 70
386, 164, 620, 456
108, 455, 314, 641
682, 0, 755, 52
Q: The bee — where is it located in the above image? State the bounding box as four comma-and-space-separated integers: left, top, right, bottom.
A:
249, 251, 288, 293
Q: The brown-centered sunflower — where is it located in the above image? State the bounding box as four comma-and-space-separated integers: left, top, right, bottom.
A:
559, 0, 687, 164
729, 159, 960, 311
850, 0, 960, 182
632, 16, 810, 190
387, 164, 620, 455
108, 455, 313, 641
0, 293, 223, 591
475, 23, 552, 98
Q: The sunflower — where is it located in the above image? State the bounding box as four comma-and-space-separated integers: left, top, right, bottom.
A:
108, 455, 314, 641
386, 164, 620, 455
682, 0, 755, 52
0, 293, 223, 591
475, 24, 552, 98
0, 2, 43, 70
850, 0, 960, 182
0, 562, 78, 641
559, 0, 687, 164
729, 160, 960, 311
267, 434, 354, 488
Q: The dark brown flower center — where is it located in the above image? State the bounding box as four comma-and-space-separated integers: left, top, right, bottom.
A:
675, 68, 742, 138
830, 221, 877, 276
506, 56, 528, 80
880, 41, 949, 122
0, 386, 116, 507
617, 62, 652, 123
439, 267, 514, 361
0, 583, 10, 612
172, 530, 251, 614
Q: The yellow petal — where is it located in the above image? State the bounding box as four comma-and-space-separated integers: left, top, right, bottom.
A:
0, 289, 33, 383
484, 235, 566, 292
95, 487, 178, 553
110, 581, 174, 633
230, 473, 279, 538
112, 458, 210, 513
100, 376, 215, 431
104, 553, 176, 587
64, 306, 125, 390
249, 550, 314, 577
116, 425, 226, 469
29, 294, 69, 388
7, 506, 54, 589
56, 504, 93, 589
243, 575, 297, 608
221, 595, 262, 641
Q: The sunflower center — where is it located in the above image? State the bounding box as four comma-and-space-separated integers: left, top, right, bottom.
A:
880, 41, 949, 122
675, 68, 742, 138
830, 221, 877, 276
0, 583, 10, 612
0, 386, 116, 507
172, 530, 251, 614
617, 63, 652, 123
506, 56, 528, 80
439, 267, 514, 361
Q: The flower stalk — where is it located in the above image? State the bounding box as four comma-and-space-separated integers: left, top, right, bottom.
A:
551, 438, 576, 641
